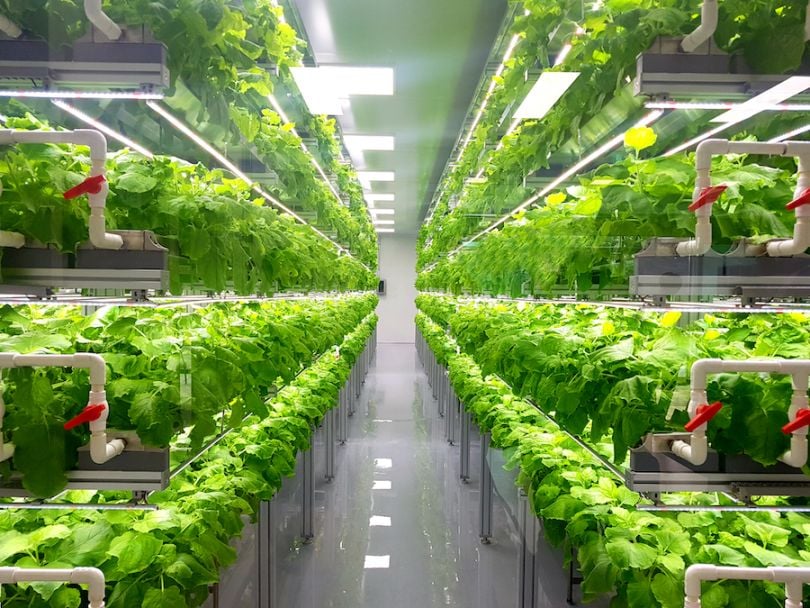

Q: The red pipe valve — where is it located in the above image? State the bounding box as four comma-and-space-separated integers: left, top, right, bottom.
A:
688, 185, 728, 212
64, 404, 107, 431
63, 175, 106, 200
782, 409, 810, 434
786, 187, 810, 211
684, 401, 723, 432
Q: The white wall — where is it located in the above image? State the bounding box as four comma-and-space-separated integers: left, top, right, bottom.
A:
377, 235, 417, 343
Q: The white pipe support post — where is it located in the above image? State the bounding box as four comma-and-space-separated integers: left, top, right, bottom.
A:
0, 391, 14, 463
0, 129, 122, 250
0, 566, 106, 607
684, 564, 810, 608
767, 142, 810, 256
84, 0, 122, 40
0, 15, 22, 38
681, 0, 719, 53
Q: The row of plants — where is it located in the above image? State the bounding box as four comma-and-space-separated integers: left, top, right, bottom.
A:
0, 307, 378, 607
416, 305, 810, 607
0, 293, 377, 497
417, 142, 800, 296
417, 293, 810, 467
0, 110, 376, 294
1, 0, 377, 265
418, 0, 810, 269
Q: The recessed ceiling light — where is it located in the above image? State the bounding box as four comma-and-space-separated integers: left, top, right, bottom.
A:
375, 228, 395, 233
365, 193, 395, 202
364, 555, 391, 569
513, 72, 580, 120
373, 219, 395, 225
291, 66, 394, 116
371, 208, 395, 215
711, 76, 810, 124
358, 171, 395, 188
343, 135, 395, 151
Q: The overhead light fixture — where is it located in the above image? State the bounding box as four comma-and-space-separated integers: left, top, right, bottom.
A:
147, 101, 364, 265
554, 44, 573, 67
711, 76, 810, 124
365, 193, 395, 203
52, 100, 154, 159
769, 123, 810, 143
514, 72, 580, 120
371, 208, 395, 215
291, 66, 394, 116
423, 110, 665, 271
357, 171, 395, 188
373, 219, 395, 225
0, 90, 164, 100
662, 116, 747, 157
343, 135, 395, 151
375, 228, 396, 233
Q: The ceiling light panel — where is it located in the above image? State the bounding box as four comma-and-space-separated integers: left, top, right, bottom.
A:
513, 72, 581, 120
371, 208, 395, 215
343, 135, 395, 151
375, 228, 396, 233
358, 171, 395, 189
291, 66, 394, 116
711, 76, 810, 124
365, 193, 395, 203
373, 219, 395, 225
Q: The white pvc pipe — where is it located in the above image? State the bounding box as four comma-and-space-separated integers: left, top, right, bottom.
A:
0, 231, 24, 248
0, 566, 106, 607
0, 391, 14, 463
685, 564, 810, 608
0, 353, 125, 464
0, 15, 22, 38
681, 0, 719, 53
678, 139, 810, 257
672, 358, 810, 466
0, 129, 123, 250
84, 0, 122, 41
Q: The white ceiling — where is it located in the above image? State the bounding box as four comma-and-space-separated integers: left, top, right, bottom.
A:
291, 0, 508, 236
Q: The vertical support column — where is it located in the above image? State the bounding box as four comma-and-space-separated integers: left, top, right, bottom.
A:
259, 501, 271, 608
337, 386, 346, 444
479, 432, 493, 543
447, 384, 458, 445
302, 444, 314, 542
460, 404, 471, 482
325, 406, 335, 481
518, 490, 538, 608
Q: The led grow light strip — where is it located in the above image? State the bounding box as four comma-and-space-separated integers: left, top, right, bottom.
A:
268, 94, 344, 203
711, 76, 810, 124
424, 110, 665, 271
0, 90, 164, 100
661, 115, 748, 157
52, 100, 154, 159
769, 123, 810, 143
646, 100, 810, 112
147, 101, 361, 261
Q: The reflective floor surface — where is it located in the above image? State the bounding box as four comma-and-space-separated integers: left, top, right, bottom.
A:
260, 342, 601, 607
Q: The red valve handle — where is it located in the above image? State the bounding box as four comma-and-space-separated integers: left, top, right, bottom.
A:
64, 403, 107, 431
684, 401, 723, 432
688, 185, 729, 212
786, 187, 810, 211
782, 409, 810, 434
63, 175, 106, 200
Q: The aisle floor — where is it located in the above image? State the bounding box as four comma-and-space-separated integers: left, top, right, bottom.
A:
272, 342, 521, 608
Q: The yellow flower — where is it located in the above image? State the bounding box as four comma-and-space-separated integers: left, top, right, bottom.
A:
546, 192, 566, 207
624, 126, 658, 152
602, 321, 615, 336
660, 311, 682, 328
703, 329, 721, 341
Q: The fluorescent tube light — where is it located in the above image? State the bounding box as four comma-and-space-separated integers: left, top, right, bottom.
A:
711, 76, 810, 124
424, 110, 664, 270
769, 123, 810, 143
291, 66, 394, 116
52, 100, 154, 159
373, 219, 395, 225
371, 208, 395, 215
364, 555, 390, 569
554, 44, 573, 67
0, 90, 164, 100
662, 116, 747, 157
513, 72, 580, 120
343, 135, 395, 151
646, 100, 810, 112
375, 228, 396, 233
147, 101, 361, 262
